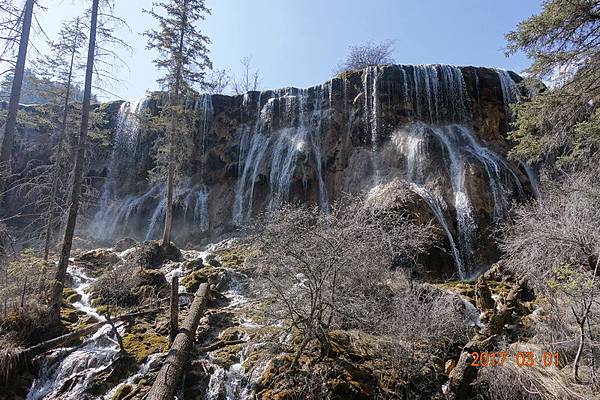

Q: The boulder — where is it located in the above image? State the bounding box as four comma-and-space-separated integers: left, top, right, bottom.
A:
123, 241, 182, 269
73, 249, 120, 275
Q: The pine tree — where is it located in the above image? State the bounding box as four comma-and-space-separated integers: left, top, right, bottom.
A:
506, 0, 600, 170
34, 17, 87, 260
144, 0, 212, 247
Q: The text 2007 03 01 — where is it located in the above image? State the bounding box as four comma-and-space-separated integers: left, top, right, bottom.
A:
470, 352, 560, 367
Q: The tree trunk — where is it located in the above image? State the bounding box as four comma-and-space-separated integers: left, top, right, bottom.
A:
0, 0, 35, 198
573, 317, 586, 383
146, 283, 209, 400
50, 0, 99, 317
43, 28, 78, 260
169, 275, 179, 344
160, 1, 187, 248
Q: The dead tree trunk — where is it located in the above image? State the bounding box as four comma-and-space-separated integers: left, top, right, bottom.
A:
146, 283, 209, 400
169, 275, 179, 344
50, 0, 99, 318
0, 0, 35, 197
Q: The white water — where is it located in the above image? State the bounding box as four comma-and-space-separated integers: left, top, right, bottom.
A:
495, 69, 521, 118
27, 267, 117, 400
393, 123, 524, 278
233, 87, 330, 224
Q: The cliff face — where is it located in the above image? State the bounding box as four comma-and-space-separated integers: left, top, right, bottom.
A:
6, 65, 535, 279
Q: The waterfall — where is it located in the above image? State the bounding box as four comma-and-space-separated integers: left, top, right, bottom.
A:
393, 123, 524, 278
407, 64, 470, 123
409, 183, 465, 277
363, 66, 381, 182
495, 69, 521, 117
233, 88, 330, 224
27, 267, 117, 400
195, 94, 213, 155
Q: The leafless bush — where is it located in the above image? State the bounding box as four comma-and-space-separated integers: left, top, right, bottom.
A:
501, 169, 600, 383
232, 56, 261, 95
334, 40, 396, 74
90, 264, 141, 308
253, 195, 435, 361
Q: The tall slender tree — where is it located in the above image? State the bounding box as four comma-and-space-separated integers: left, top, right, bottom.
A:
34, 17, 87, 260
0, 0, 35, 199
144, 0, 212, 247
50, 0, 100, 316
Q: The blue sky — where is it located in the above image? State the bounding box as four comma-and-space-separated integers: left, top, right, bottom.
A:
35, 0, 542, 100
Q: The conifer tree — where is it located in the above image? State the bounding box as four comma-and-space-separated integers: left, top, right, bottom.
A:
34, 17, 87, 260
144, 0, 212, 247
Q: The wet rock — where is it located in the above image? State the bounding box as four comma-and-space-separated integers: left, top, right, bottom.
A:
73, 249, 121, 275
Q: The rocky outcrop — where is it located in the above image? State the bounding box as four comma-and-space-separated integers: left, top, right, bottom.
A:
5, 65, 535, 278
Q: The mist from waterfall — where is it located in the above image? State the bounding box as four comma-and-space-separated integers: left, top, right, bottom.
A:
90, 93, 212, 242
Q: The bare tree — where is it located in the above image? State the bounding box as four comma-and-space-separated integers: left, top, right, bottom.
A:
252, 195, 434, 363
50, 0, 102, 317
501, 169, 600, 383
232, 56, 261, 95
206, 67, 230, 94
0, 0, 35, 198
334, 40, 396, 75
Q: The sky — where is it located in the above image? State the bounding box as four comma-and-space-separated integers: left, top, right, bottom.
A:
31, 0, 543, 101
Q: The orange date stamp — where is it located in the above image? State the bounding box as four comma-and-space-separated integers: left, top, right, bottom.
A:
470, 351, 560, 367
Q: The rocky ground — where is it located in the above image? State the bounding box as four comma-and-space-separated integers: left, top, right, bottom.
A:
0, 237, 589, 400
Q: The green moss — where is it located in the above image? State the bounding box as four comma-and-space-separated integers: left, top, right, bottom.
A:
182, 267, 220, 292
215, 246, 257, 269
123, 331, 168, 363
112, 384, 134, 400
213, 344, 243, 369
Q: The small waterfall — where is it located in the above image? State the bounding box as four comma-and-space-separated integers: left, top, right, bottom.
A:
233, 88, 330, 224
408, 64, 470, 123
27, 267, 118, 400
409, 183, 465, 277
495, 69, 521, 117
195, 94, 214, 156
393, 123, 524, 278
363, 66, 381, 182
522, 162, 541, 199
145, 184, 211, 240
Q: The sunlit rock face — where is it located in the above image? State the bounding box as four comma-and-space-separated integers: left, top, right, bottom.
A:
7, 65, 535, 279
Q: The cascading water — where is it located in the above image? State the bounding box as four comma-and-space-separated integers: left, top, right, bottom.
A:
495, 69, 521, 117
393, 122, 524, 278
27, 267, 117, 400
233, 87, 330, 224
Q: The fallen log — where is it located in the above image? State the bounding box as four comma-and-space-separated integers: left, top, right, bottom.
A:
146, 283, 210, 400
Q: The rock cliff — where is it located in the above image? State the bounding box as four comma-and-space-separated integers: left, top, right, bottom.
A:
5, 65, 536, 279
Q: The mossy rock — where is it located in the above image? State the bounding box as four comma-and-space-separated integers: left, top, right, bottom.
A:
112, 384, 134, 400
185, 258, 204, 271
87, 354, 137, 396
215, 246, 257, 269
123, 331, 168, 363
124, 241, 182, 269
182, 267, 221, 292
213, 343, 243, 369
66, 293, 82, 304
